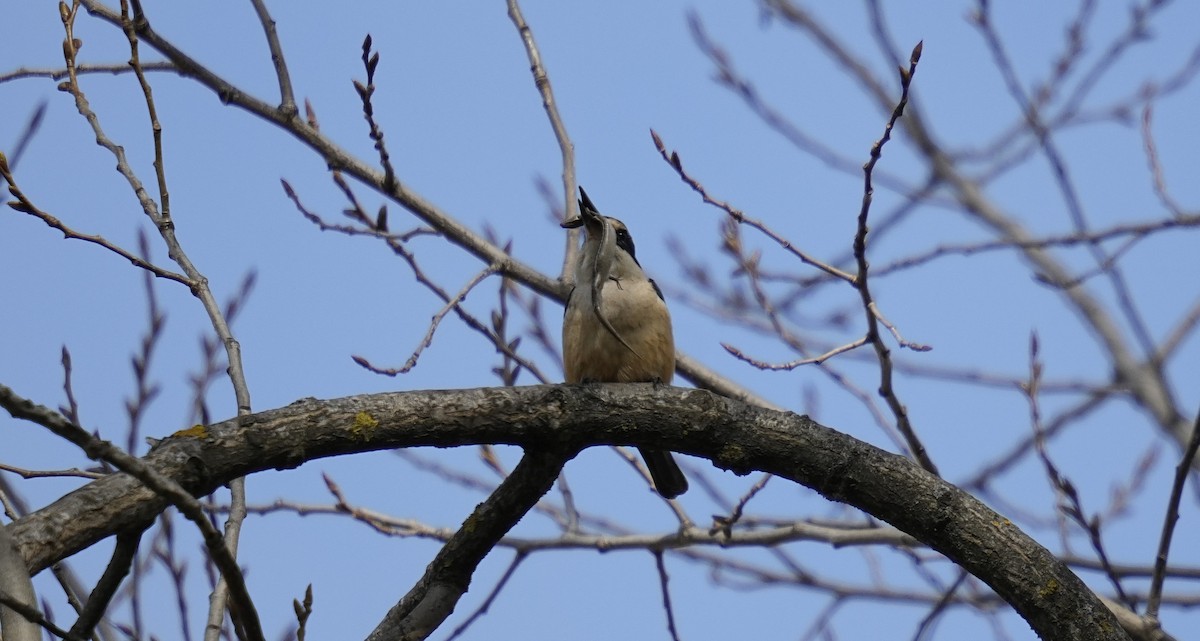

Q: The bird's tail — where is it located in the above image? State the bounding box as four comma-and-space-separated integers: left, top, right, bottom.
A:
637, 447, 688, 499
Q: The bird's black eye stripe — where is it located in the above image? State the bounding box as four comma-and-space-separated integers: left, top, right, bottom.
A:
614, 227, 638, 263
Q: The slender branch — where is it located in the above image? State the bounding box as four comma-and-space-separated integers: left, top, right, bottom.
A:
355, 264, 501, 376
866, 214, 1200, 279
722, 337, 867, 371
973, 0, 1159, 360
891, 1, 1190, 454
0, 385, 265, 641
247, 0, 296, 116
229, 497, 921, 552
59, 347, 83, 428
1025, 334, 1133, 610
852, 41, 937, 475
121, 0, 172, 241
653, 551, 682, 641
78, 0, 561, 295
1157, 298, 1200, 365
506, 0, 580, 278
910, 570, 969, 641
686, 10, 915, 196
1145, 406, 1200, 622
443, 552, 526, 641
0, 61, 176, 84
0, 155, 191, 286
67, 529, 144, 640
354, 35, 398, 192
651, 129, 855, 284
763, 0, 894, 111
281, 177, 550, 380
3, 100, 47, 171
1140, 104, 1187, 218
0, 464, 104, 480
0, 590, 71, 641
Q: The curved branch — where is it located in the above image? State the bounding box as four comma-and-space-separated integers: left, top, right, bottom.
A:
6, 384, 1124, 640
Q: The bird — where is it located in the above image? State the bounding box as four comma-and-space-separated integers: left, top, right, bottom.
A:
561, 187, 688, 499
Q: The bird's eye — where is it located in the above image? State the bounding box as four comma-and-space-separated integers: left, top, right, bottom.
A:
616, 230, 629, 240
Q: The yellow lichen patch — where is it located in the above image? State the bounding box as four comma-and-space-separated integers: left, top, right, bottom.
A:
1038, 578, 1059, 599
172, 424, 208, 438
352, 411, 379, 441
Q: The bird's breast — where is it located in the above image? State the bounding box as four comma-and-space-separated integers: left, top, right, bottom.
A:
563, 278, 675, 384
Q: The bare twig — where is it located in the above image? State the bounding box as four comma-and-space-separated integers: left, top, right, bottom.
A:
58, 347, 83, 427
443, 552, 527, 641
0, 463, 104, 480
798, 601, 844, 641
1140, 104, 1187, 219
354, 35, 397, 192
490, 271, 523, 386
866, 213, 1200, 280
53, 11, 260, 634
710, 473, 771, 538
0, 155, 190, 286
911, 570, 969, 641
763, 0, 893, 111
293, 584, 313, 641
280, 178, 433, 239
0, 61, 176, 84
722, 337, 867, 371
973, 0, 1158, 360
0, 589, 69, 641
713, 219, 874, 372
506, 0, 580, 278
229, 496, 921, 552
282, 176, 551, 383
68, 529, 144, 640
1023, 334, 1133, 609
150, 512, 194, 641
852, 41, 937, 475
355, 264, 500, 376
4, 100, 47, 171
1145, 406, 1200, 623
651, 129, 855, 283
125, 232, 166, 456
687, 11, 915, 196
653, 551, 682, 641
1157, 298, 1200, 365
0, 385, 265, 641
247, 0, 296, 116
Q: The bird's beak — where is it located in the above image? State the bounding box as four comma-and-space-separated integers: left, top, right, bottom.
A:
561, 186, 603, 231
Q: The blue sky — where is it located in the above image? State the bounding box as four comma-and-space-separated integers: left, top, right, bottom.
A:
3, 1, 1200, 640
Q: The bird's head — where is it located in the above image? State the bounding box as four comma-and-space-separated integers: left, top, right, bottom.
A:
562, 187, 640, 266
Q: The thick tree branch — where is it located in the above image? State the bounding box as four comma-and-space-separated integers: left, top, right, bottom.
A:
5, 384, 1125, 640
0, 522, 39, 641
365, 448, 571, 641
